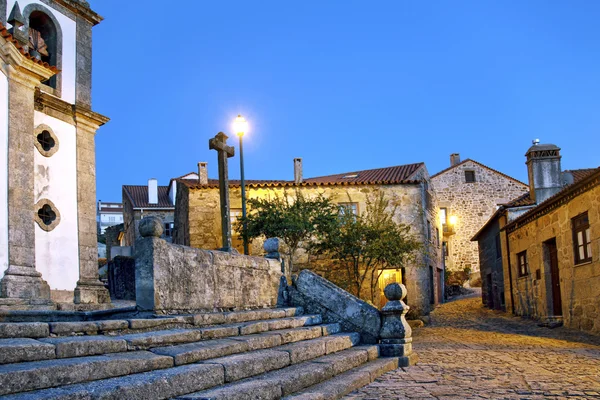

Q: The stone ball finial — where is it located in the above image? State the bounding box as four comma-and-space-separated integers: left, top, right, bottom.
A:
384, 282, 407, 302
263, 237, 281, 253
139, 216, 164, 238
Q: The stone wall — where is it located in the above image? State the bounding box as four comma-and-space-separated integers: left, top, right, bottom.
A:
432, 160, 528, 274
506, 183, 600, 334
475, 216, 505, 310
135, 234, 282, 313
175, 181, 443, 316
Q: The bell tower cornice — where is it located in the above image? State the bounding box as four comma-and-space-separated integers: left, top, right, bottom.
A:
0, 26, 57, 84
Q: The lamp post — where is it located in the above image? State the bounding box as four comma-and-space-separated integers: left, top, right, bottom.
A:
234, 115, 249, 255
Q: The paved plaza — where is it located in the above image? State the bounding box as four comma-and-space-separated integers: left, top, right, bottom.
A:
346, 291, 600, 399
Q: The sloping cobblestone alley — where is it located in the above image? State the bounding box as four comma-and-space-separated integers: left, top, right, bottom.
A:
345, 291, 600, 399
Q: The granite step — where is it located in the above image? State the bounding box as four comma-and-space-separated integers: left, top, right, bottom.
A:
0, 335, 366, 400
0, 315, 324, 364
0, 307, 304, 339
176, 345, 380, 399
0, 351, 173, 396
282, 357, 399, 400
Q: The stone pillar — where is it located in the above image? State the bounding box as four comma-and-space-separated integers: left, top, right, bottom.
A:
134, 216, 164, 311
73, 109, 110, 304
264, 237, 288, 306
379, 283, 418, 367
0, 67, 50, 300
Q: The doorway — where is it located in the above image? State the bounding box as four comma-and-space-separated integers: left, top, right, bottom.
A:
544, 238, 562, 316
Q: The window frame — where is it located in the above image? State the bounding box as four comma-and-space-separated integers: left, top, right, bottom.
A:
572, 212, 592, 265
517, 251, 528, 277
338, 202, 359, 216
464, 170, 476, 183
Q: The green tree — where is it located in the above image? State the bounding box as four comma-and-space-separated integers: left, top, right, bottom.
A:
237, 190, 339, 273
314, 192, 421, 303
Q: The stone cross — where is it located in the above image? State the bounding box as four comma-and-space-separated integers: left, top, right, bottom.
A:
209, 132, 235, 252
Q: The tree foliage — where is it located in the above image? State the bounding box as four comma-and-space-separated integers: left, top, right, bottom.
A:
236, 190, 339, 272
313, 192, 421, 303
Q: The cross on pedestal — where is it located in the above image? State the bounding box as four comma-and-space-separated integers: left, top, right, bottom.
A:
209, 132, 235, 252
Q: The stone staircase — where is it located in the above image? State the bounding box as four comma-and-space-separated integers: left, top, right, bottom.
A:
0, 307, 398, 399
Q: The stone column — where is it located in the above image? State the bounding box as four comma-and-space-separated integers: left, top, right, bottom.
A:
379, 283, 419, 367
0, 66, 50, 300
73, 109, 110, 304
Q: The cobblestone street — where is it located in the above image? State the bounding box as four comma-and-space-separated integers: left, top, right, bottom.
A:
345, 291, 600, 399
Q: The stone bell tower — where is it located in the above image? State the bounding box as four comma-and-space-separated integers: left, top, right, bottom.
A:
0, 0, 110, 308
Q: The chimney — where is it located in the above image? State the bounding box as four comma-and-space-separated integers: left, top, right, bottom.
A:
450, 153, 461, 166
148, 178, 158, 204
198, 162, 208, 185
294, 158, 303, 184
525, 140, 562, 204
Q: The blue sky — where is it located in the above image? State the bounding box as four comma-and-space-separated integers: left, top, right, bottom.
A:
92, 1, 600, 201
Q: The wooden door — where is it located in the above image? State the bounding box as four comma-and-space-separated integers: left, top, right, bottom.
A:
547, 239, 562, 316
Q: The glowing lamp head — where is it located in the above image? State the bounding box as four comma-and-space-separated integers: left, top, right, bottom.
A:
233, 115, 248, 137
448, 215, 458, 226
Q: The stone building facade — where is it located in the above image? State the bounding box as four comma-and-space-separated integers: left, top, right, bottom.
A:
0, 0, 109, 307
504, 166, 600, 333
122, 179, 175, 248
173, 161, 443, 316
431, 155, 529, 280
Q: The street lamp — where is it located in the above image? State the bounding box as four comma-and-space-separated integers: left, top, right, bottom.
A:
233, 115, 249, 255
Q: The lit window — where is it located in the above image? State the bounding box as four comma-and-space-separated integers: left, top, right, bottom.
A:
572, 212, 592, 264
517, 251, 528, 277
440, 208, 447, 225
164, 222, 174, 237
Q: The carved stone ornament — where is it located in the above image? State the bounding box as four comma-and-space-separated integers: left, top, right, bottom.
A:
34, 124, 59, 157
34, 198, 61, 232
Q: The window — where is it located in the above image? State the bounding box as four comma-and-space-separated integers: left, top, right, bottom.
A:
34, 199, 61, 232
37, 131, 55, 151
465, 170, 476, 183
495, 234, 502, 259
572, 212, 592, 264
517, 251, 528, 277
28, 10, 60, 89
427, 220, 431, 242
442, 241, 449, 257
109, 216, 115, 222
38, 204, 56, 225
33, 125, 59, 157
338, 203, 358, 216
436, 228, 440, 247
164, 222, 174, 237
440, 208, 447, 225
230, 209, 243, 233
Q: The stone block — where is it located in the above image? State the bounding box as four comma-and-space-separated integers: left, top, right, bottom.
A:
124, 329, 202, 350
152, 338, 249, 366
309, 348, 368, 376
39, 336, 127, 358
267, 326, 322, 344
321, 333, 360, 354
259, 362, 334, 396
128, 317, 179, 330
239, 321, 269, 335
277, 339, 326, 364
321, 323, 341, 336
179, 378, 282, 399
96, 320, 129, 331
354, 357, 399, 382
0, 338, 55, 364
202, 349, 291, 382
229, 332, 283, 351
0, 322, 49, 338
193, 312, 226, 326
200, 325, 240, 340
49, 321, 97, 335
285, 370, 371, 400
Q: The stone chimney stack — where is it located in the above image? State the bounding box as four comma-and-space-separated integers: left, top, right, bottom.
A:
198, 162, 208, 185
148, 178, 158, 204
525, 140, 562, 204
294, 158, 303, 184
450, 153, 461, 166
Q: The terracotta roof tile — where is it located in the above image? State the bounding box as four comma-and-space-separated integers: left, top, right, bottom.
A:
0, 23, 59, 73
123, 185, 173, 209
178, 163, 425, 189
565, 168, 597, 184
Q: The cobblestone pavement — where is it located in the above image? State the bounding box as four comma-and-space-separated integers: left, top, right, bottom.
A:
345, 291, 600, 399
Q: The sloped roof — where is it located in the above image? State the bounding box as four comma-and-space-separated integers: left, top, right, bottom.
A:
178, 163, 425, 189
431, 159, 527, 186
472, 167, 600, 240
0, 23, 59, 72
122, 185, 173, 209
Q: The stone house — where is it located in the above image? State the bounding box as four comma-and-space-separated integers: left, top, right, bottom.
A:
473, 142, 600, 334
0, 0, 109, 308
173, 160, 443, 316
122, 179, 176, 248
431, 154, 529, 283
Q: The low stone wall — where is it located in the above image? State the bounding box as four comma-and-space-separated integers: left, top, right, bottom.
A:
288, 269, 381, 343
108, 256, 136, 301
135, 235, 283, 314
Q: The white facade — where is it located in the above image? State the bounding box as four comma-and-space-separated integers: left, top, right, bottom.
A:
33, 112, 79, 291
0, 70, 8, 277
6, 0, 77, 103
